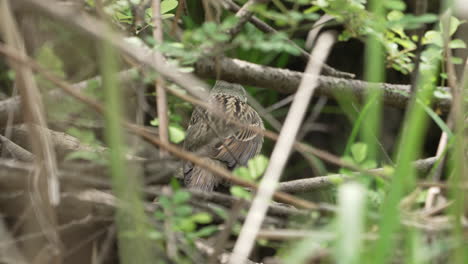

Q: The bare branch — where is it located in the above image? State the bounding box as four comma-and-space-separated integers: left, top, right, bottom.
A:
230, 31, 337, 263
0, 69, 135, 127
194, 56, 452, 113
227, 0, 268, 38
152, 0, 169, 156
0, 0, 60, 206
0, 2, 62, 261
0, 135, 34, 162
278, 157, 438, 193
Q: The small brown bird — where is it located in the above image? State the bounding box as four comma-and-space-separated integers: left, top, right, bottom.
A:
183, 81, 264, 191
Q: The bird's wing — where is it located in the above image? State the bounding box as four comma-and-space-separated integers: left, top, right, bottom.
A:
183, 95, 264, 185
210, 103, 264, 169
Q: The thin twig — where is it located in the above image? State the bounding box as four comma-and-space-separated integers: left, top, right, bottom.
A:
409, 0, 428, 93
278, 156, 438, 193
0, 2, 62, 262
153, 0, 169, 156
208, 200, 245, 264
229, 31, 337, 264
0, 0, 60, 205
0, 135, 34, 162
256, 229, 378, 241
227, 0, 267, 39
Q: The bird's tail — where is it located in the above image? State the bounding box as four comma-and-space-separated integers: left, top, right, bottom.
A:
184, 158, 224, 191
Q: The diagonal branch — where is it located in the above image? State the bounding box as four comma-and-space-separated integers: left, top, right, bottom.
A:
227, 0, 268, 39
229, 31, 337, 264
0, 1, 62, 261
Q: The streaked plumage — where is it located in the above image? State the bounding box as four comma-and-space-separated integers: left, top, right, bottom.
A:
183, 81, 264, 191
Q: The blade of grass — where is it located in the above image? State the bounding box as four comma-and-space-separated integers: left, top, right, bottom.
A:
99, 38, 154, 263
362, 0, 385, 161
371, 45, 441, 263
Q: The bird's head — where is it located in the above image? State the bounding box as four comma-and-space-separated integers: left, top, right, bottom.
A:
210, 80, 247, 102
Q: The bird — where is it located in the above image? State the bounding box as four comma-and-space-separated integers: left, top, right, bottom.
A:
183, 80, 264, 191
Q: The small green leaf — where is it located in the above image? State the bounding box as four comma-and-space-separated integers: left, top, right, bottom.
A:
233, 166, 251, 180
150, 118, 159, 126
191, 226, 218, 238
230, 186, 252, 200
161, 0, 178, 14
451, 57, 463, 64
169, 125, 186, 143
191, 213, 212, 224
177, 219, 196, 232
159, 196, 171, 208
384, 0, 406, 11
350, 142, 367, 163
361, 160, 377, 170
212, 206, 228, 219
162, 13, 174, 19
423, 30, 443, 46
174, 205, 192, 217
173, 190, 191, 204
247, 155, 269, 180
449, 39, 466, 49
447, 16, 463, 36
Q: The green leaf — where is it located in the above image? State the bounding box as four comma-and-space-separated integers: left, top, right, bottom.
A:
233, 166, 251, 180
230, 186, 252, 200
423, 30, 443, 46
169, 125, 186, 143
191, 226, 218, 238
361, 160, 377, 170
159, 196, 171, 208
162, 13, 174, 19
449, 39, 467, 49
176, 218, 196, 232
451, 57, 464, 64
212, 206, 228, 219
447, 16, 463, 36
161, 0, 178, 14
173, 190, 191, 204
350, 142, 368, 163
174, 205, 192, 217
384, 0, 406, 11
247, 155, 269, 180
191, 212, 212, 224
150, 118, 159, 127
